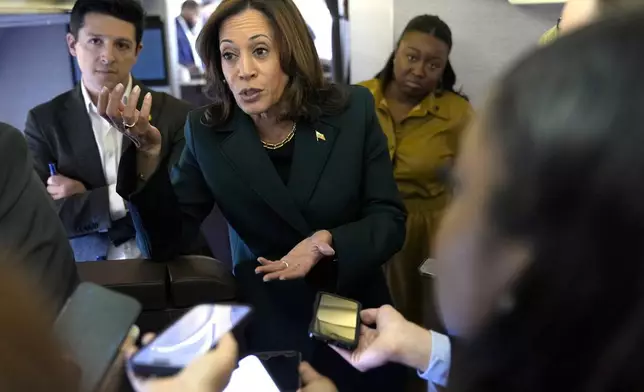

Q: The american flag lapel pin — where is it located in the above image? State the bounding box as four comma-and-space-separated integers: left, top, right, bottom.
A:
315, 130, 326, 142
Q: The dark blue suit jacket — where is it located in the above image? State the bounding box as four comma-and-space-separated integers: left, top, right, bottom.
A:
176, 18, 195, 67
119, 85, 407, 390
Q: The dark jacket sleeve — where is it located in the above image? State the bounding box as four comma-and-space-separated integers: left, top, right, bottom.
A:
0, 123, 79, 311
118, 118, 214, 261
24, 110, 111, 237
328, 90, 407, 292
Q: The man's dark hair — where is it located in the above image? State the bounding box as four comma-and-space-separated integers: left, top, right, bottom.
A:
69, 0, 146, 45
181, 0, 200, 11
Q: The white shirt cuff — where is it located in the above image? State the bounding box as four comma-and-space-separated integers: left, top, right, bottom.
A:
418, 330, 451, 388
108, 184, 127, 220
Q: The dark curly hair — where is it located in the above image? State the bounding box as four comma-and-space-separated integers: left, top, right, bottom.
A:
377, 14, 463, 98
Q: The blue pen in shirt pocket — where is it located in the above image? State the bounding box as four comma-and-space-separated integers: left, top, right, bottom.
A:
48, 163, 57, 176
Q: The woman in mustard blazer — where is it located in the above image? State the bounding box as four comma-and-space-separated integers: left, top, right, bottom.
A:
361, 15, 472, 327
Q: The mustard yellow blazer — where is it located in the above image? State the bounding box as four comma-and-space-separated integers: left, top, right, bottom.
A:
359, 78, 472, 202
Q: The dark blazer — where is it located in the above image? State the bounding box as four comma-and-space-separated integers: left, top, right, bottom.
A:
24, 80, 193, 261
0, 123, 79, 311
119, 85, 407, 390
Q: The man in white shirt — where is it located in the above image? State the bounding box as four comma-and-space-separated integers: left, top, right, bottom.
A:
176, 0, 204, 76
24, 0, 194, 262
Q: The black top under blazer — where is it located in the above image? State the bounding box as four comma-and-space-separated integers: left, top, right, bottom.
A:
118, 85, 407, 390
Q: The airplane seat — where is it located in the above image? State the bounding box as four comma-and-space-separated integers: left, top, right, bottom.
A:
76, 256, 236, 333
167, 255, 236, 308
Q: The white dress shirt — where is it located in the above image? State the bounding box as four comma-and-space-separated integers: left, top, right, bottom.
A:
80, 76, 142, 260
418, 330, 451, 391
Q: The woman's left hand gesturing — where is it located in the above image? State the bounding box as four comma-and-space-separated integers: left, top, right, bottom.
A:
256, 230, 335, 282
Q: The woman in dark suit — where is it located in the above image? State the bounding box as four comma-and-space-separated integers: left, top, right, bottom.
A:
98, 0, 406, 390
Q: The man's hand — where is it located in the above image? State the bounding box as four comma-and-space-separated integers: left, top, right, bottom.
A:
47, 174, 86, 200
331, 305, 432, 373
297, 362, 338, 392
256, 230, 335, 282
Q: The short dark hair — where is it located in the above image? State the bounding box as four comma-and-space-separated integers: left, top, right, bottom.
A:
197, 0, 348, 125
69, 0, 146, 45
451, 11, 644, 392
377, 14, 464, 98
182, 0, 199, 11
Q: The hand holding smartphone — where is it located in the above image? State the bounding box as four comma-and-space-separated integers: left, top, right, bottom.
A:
309, 292, 362, 351
128, 303, 290, 392
129, 303, 252, 377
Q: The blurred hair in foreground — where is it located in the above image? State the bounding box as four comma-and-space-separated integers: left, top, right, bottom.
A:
452, 11, 644, 392
0, 253, 77, 391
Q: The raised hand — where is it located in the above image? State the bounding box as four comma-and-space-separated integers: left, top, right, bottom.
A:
126, 332, 239, 392
97, 83, 162, 156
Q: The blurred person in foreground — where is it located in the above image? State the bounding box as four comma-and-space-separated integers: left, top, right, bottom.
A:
0, 256, 237, 392
98, 0, 406, 390
322, 11, 644, 392
0, 259, 78, 391
539, 0, 644, 44
0, 122, 78, 312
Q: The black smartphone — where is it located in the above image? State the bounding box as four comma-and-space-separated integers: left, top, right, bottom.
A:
53, 282, 142, 392
255, 351, 302, 392
129, 303, 253, 377
309, 292, 361, 351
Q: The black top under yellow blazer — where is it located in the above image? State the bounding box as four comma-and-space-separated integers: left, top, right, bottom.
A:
118, 85, 406, 390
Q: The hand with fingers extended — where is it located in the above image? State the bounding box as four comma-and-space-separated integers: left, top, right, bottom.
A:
126, 332, 238, 392
97, 83, 162, 157
255, 230, 335, 282
296, 362, 338, 392
330, 305, 433, 373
